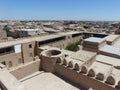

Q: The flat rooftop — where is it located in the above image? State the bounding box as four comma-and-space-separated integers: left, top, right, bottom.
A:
0, 68, 25, 90
96, 54, 120, 66
104, 35, 119, 42
21, 72, 80, 90
84, 37, 105, 43
89, 61, 112, 75
57, 31, 81, 36
0, 34, 65, 48
0, 31, 81, 48
17, 29, 44, 32
113, 38, 120, 48
100, 45, 120, 56
68, 50, 96, 62
38, 45, 59, 50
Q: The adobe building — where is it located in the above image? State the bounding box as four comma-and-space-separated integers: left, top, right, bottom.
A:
0, 31, 120, 90
104, 35, 120, 45
0, 31, 82, 68
16, 29, 48, 37
83, 37, 106, 52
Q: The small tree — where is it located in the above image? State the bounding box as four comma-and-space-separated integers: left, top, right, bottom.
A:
66, 42, 80, 51
3, 25, 11, 36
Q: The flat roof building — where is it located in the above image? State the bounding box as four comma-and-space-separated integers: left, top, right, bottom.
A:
0, 32, 120, 90
100, 45, 120, 59
16, 29, 48, 37
104, 35, 120, 45
83, 37, 106, 52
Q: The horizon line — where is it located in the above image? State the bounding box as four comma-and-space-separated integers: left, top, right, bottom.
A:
0, 19, 120, 22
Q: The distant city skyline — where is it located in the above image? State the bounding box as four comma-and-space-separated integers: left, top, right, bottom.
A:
0, 0, 120, 21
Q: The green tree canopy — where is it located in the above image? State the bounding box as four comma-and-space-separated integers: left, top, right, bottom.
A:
3, 25, 11, 36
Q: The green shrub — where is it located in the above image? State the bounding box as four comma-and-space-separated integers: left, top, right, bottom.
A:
66, 42, 80, 51
3, 25, 11, 36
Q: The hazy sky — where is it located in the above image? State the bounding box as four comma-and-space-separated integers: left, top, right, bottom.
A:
0, 0, 120, 21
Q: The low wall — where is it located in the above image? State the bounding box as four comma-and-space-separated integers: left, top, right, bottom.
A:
0, 52, 22, 68
0, 81, 7, 90
55, 64, 115, 90
10, 59, 40, 80
100, 51, 120, 59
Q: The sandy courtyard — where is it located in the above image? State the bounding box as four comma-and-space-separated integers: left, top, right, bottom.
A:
21, 72, 80, 90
